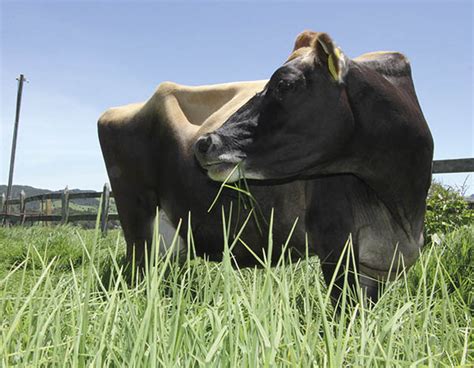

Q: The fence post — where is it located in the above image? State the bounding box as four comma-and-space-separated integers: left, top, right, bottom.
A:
61, 186, 69, 225
100, 183, 110, 236
20, 190, 26, 225
45, 199, 52, 226
1, 193, 5, 224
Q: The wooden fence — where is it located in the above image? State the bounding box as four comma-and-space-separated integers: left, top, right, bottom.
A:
431, 158, 474, 174
431, 158, 474, 208
1, 158, 473, 234
1, 183, 119, 235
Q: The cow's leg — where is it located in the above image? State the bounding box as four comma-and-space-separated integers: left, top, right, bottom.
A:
319, 238, 383, 306
318, 246, 359, 306
112, 184, 158, 266
359, 272, 380, 304
98, 111, 162, 267
307, 177, 363, 306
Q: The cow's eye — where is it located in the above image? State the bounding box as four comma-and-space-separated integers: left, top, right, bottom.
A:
277, 80, 295, 94
274, 80, 296, 100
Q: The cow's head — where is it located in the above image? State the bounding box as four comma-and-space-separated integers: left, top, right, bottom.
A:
194, 32, 355, 182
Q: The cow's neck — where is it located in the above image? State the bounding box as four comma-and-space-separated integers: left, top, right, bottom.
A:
306, 174, 423, 275
341, 63, 432, 238
153, 116, 219, 221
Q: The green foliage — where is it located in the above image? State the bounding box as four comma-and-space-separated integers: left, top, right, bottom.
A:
0, 226, 121, 295
0, 226, 119, 273
425, 181, 473, 237
408, 225, 474, 310
0, 225, 472, 366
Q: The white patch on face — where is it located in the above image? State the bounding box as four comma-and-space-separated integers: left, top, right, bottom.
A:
240, 170, 267, 180
240, 161, 268, 180
207, 164, 241, 183
217, 152, 243, 162
206, 160, 268, 183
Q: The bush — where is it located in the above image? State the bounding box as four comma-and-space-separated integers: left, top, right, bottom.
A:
408, 225, 474, 310
424, 181, 473, 238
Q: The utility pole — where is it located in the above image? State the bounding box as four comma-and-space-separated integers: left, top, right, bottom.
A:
3, 74, 27, 224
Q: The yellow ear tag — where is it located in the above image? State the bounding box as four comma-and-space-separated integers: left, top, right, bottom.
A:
328, 54, 338, 81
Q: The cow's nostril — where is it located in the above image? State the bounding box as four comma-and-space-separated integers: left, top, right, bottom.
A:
196, 135, 213, 154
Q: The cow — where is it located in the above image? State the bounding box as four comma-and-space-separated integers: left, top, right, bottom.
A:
194, 31, 434, 302
98, 80, 307, 268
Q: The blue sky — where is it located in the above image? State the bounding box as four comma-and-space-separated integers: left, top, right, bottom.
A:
1, 0, 472, 192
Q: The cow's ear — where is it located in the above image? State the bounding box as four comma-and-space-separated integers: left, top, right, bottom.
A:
286, 30, 319, 62
292, 30, 319, 52
313, 33, 347, 82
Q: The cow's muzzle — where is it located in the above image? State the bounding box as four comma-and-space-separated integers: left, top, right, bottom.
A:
194, 133, 246, 182
194, 133, 223, 166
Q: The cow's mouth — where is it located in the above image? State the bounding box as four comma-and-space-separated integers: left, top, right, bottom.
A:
203, 161, 241, 183
203, 160, 268, 183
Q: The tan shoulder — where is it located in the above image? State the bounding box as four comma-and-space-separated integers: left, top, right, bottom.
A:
153, 80, 266, 96
154, 81, 181, 96
98, 102, 145, 128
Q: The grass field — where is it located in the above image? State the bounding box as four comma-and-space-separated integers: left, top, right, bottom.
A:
0, 222, 472, 367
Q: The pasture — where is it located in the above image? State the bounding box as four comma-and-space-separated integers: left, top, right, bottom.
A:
1, 221, 472, 366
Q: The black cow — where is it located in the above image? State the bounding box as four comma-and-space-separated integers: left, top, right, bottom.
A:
194, 31, 434, 301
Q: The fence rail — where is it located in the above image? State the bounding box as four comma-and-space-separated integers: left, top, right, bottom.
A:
1, 158, 473, 233
1, 183, 117, 235
2, 191, 108, 206
432, 158, 474, 174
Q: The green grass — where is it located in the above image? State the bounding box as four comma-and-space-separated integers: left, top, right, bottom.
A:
0, 222, 472, 367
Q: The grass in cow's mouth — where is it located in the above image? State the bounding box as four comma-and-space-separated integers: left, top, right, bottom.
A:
1, 221, 472, 366
207, 163, 240, 212
207, 163, 267, 237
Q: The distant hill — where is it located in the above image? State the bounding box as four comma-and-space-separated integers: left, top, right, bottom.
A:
0, 185, 51, 198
